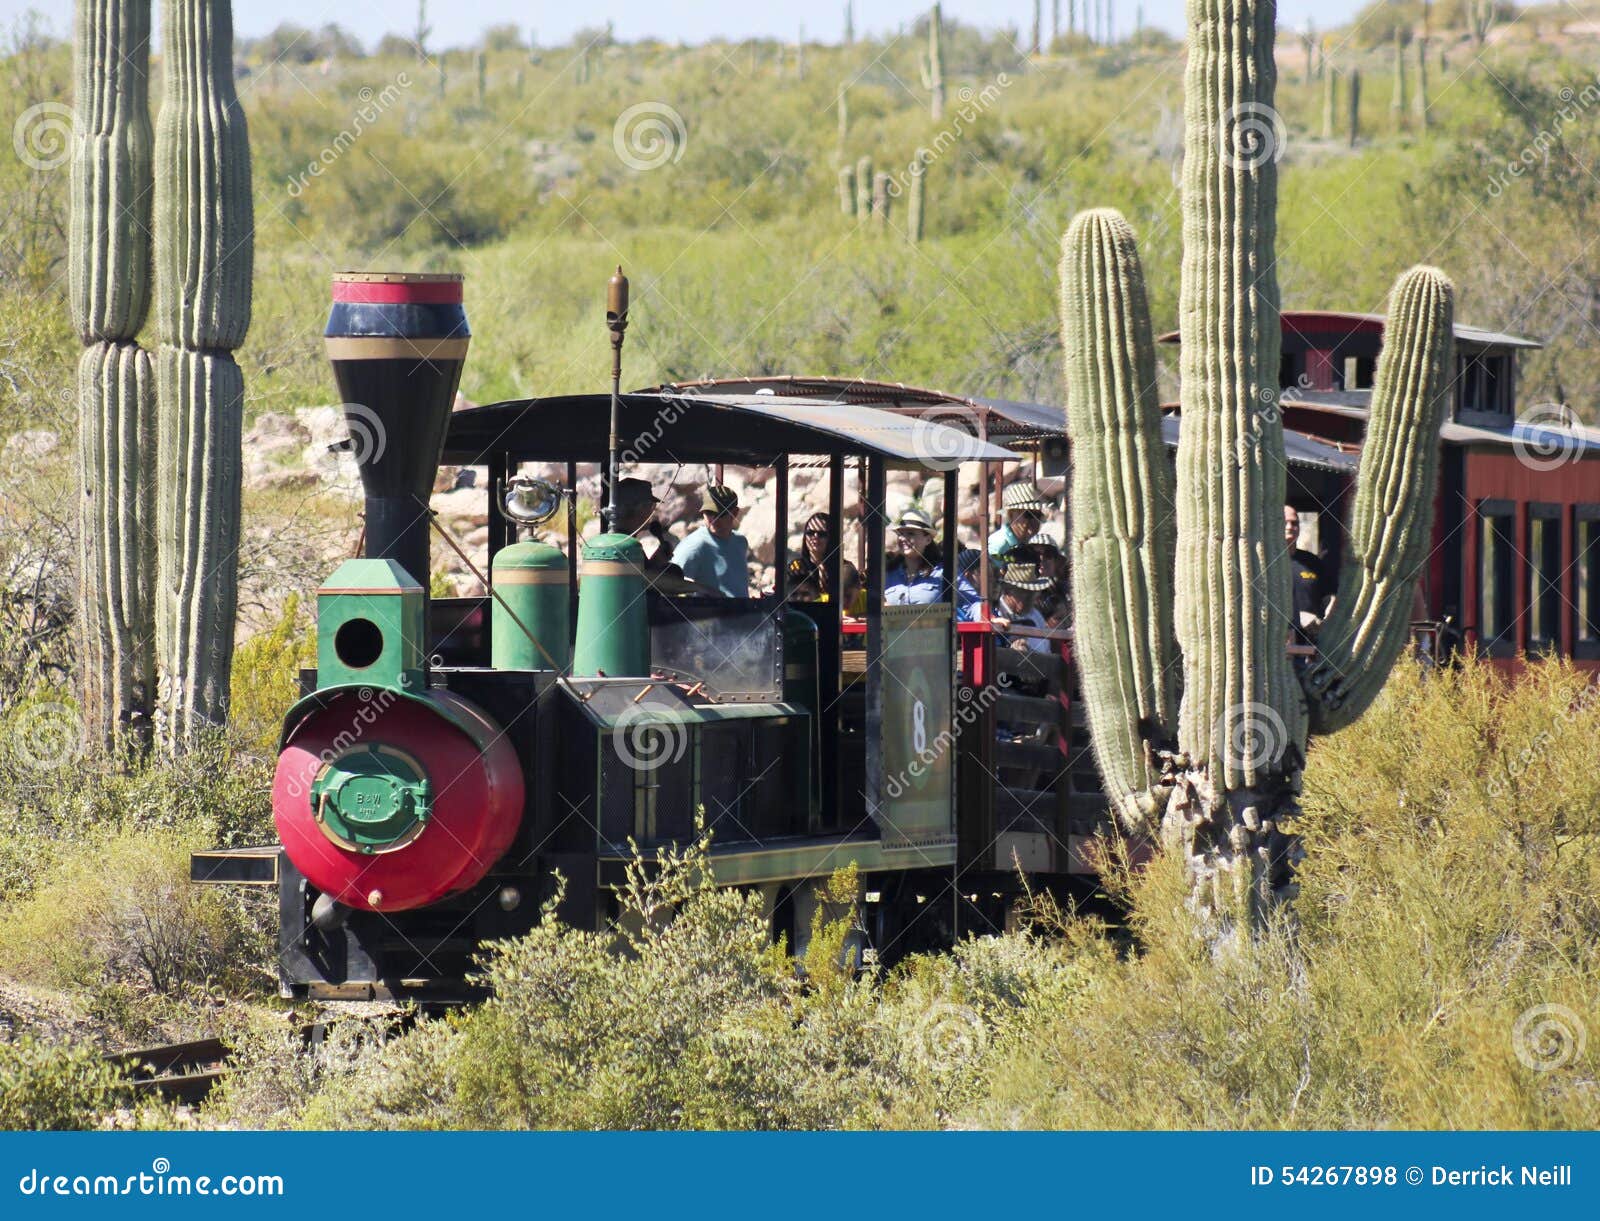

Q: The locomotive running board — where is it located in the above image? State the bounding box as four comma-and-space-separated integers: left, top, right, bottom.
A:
190, 845, 282, 887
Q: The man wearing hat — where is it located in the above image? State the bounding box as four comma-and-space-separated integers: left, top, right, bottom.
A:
672, 483, 750, 597
992, 552, 1054, 652
988, 480, 1053, 564
610, 475, 705, 596
884, 504, 979, 620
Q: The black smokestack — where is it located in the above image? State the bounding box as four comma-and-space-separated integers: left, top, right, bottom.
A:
324, 272, 469, 592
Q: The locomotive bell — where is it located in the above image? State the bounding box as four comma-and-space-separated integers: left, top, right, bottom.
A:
324, 271, 470, 593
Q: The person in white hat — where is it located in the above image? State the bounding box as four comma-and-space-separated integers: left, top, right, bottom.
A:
884, 504, 979, 620
988, 480, 1053, 565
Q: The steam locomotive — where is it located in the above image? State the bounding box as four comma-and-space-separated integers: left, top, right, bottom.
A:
194, 270, 1106, 1001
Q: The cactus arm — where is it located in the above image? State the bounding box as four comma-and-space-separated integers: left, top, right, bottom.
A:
1174, 0, 1303, 791
70, 0, 153, 344
1301, 267, 1454, 734
1061, 209, 1179, 830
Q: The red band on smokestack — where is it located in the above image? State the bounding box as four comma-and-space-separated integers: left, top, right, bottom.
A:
332, 279, 464, 305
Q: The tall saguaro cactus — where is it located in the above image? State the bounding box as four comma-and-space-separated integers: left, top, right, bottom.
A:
1061, 0, 1455, 936
154, 0, 253, 745
922, 5, 946, 121
72, 0, 157, 751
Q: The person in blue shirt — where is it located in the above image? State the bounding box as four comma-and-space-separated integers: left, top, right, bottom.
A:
884, 504, 980, 621
672, 483, 750, 597
992, 554, 1055, 653
987, 479, 1053, 565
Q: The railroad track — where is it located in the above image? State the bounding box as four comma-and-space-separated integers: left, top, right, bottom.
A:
106, 1036, 232, 1104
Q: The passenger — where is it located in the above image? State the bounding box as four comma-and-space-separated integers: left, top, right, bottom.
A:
884, 505, 980, 621
1285, 505, 1332, 644
786, 512, 860, 608
789, 574, 823, 603
841, 563, 865, 616
673, 483, 750, 597
610, 476, 704, 596
1027, 538, 1071, 627
988, 480, 1053, 565
992, 557, 1054, 652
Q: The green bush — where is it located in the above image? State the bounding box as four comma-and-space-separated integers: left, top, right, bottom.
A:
0, 1037, 126, 1130
0, 829, 272, 1011
964, 656, 1600, 1129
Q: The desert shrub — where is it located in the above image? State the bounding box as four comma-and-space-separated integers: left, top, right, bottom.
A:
0, 1037, 127, 1130
230, 594, 316, 755
964, 656, 1600, 1130
226, 834, 1082, 1131
0, 829, 272, 1009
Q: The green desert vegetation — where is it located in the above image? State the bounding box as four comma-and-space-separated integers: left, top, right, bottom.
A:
1, 7, 1598, 1129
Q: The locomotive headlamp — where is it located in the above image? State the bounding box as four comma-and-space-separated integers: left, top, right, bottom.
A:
502, 474, 563, 525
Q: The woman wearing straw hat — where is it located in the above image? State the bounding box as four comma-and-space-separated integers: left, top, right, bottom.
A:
987, 480, 1053, 565
884, 504, 979, 620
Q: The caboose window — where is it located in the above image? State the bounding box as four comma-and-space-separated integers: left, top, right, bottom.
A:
1576, 508, 1600, 660
1526, 504, 1562, 656
1456, 350, 1514, 421
1476, 500, 1516, 657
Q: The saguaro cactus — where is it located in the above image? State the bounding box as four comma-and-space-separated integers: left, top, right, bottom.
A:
855, 154, 873, 218
1061, 0, 1455, 935
72, 0, 157, 751
907, 161, 926, 242
1322, 66, 1337, 140
921, 5, 946, 121
871, 172, 891, 228
154, 0, 253, 745
838, 164, 856, 215
1391, 30, 1407, 127
1348, 67, 1362, 146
